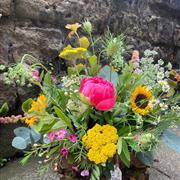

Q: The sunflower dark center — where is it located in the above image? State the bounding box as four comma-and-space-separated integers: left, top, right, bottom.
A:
135, 94, 149, 109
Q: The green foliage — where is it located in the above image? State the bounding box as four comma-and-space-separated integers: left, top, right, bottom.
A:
22, 98, 33, 113
119, 139, 130, 167
0, 102, 9, 116
54, 106, 73, 131
12, 137, 27, 150
12, 127, 42, 150
98, 65, 119, 87
103, 30, 125, 69
88, 55, 101, 76
90, 165, 101, 180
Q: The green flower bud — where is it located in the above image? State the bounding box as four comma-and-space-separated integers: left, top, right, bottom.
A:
83, 20, 93, 33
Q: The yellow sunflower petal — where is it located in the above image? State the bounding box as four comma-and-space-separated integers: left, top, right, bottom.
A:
131, 86, 154, 116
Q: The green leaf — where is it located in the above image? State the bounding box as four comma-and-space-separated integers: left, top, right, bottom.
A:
53, 106, 73, 131
90, 165, 100, 180
22, 98, 33, 113
0, 102, 9, 116
43, 72, 52, 86
47, 146, 59, 156
120, 150, 130, 167
98, 65, 118, 87
117, 137, 122, 155
51, 120, 67, 130
30, 128, 42, 142
88, 55, 100, 76
14, 127, 31, 144
20, 153, 33, 165
12, 137, 27, 150
122, 139, 130, 161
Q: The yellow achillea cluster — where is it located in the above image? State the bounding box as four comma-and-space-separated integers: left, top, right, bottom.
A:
25, 95, 47, 126
59, 44, 87, 61
82, 124, 118, 164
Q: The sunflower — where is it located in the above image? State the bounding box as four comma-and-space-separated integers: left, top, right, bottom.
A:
131, 86, 154, 115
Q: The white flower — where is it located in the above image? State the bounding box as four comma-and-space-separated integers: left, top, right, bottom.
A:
157, 72, 164, 80
159, 103, 168, 111
158, 80, 170, 92
167, 62, 172, 70
158, 59, 164, 66
162, 85, 170, 92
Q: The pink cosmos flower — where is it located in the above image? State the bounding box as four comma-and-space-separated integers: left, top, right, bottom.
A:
60, 147, 69, 158
80, 76, 116, 111
56, 128, 67, 140
32, 69, 39, 80
69, 133, 77, 143
80, 170, 90, 177
47, 132, 55, 142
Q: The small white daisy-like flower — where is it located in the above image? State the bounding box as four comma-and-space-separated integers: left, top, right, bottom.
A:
159, 103, 168, 111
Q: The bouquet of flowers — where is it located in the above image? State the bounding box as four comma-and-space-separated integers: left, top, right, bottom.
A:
2, 21, 180, 179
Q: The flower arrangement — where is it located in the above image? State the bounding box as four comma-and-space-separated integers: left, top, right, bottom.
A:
1, 21, 180, 179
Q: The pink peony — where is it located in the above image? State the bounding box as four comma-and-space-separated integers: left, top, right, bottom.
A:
69, 133, 77, 143
80, 77, 116, 111
47, 132, 55, 142
60, 147, 69, 158
56, 128, 67, 140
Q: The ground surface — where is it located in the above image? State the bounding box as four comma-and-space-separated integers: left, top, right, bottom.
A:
0, 129, 179, 180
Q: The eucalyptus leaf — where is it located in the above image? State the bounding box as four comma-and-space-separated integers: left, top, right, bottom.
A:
14, 127, 31, 144
30, 128, 42, 142
98, 65, 118, 87
12, 137, 27, 150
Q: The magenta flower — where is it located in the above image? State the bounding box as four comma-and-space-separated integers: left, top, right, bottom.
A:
47, 132, 55, 142
80, 77, 116, 111
69, 133, 77, 143
60, 147, 69, 158
32, 69, 39, 80
56, 128, 67, 140
80, 170, 90, 177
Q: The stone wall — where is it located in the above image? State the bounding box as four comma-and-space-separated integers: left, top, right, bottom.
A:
0, 0, 180, 110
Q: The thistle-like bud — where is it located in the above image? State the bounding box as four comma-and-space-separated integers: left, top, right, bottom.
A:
83, 20, 93, 34
139, 133, 157, 151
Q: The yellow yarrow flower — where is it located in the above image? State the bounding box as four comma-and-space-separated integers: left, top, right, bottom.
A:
59, 45, 87, 61
131, 86, 154, 116
82, 124, 118, 164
